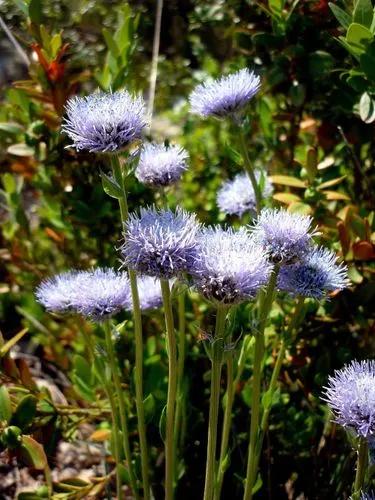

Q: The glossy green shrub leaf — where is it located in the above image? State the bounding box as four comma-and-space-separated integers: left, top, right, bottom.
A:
346, 23, 373, 54
359, 92, 375, 122
28, 0, 43, 24
353, 0, 374, 28
0, 386, 12, 423
10, 395, 37, 430
19, 435, 48, 470
329, 3, 351, 29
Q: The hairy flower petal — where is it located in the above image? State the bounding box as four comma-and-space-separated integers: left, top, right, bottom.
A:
217, 171, 273, 217
189, 68, 261, 118
62, 90, 146, 152
36, 268, 131, 321
322, 360, 375, 438
189, 226, 271, 304
135, 143, 188, 187
122, 207, 200, 279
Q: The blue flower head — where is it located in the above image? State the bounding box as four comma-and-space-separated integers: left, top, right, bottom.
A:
36, 268, 131, 321
252, 208, 316, 264
322, 360, 375, 438
128, 276, 163, 311
359, 493, 375, 500
62, 90, 146, 152
122, 207, 200, 279
189, 226, 271, 305
135, 143, 189, 187
189, 68, 261, 119
278, 246, 348, 299
217, 171, 273, 217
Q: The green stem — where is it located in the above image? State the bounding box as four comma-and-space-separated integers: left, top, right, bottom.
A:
104, 321, 139, 500
203, 306, 228, 500
353, 437, 368, 500
110, 154, 151, 500
175, 289, 186, 453
215, 352, 234, 499
243, 267, 279, 500
161, 279, 178, 500
238, 128, 262, 214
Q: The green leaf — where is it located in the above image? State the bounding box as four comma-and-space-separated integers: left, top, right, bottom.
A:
12, 0, 29, 16
102, 28, 120, 57
7, 143, 34, 157
19, 435, 48, 470
359, 92, 375, 123
273, 192, 301, 204
306, 147, 318, 182
353, 0, 374, 29
0, 386, 12, 423
329, 3, 351, 29
360, 49, 375, 81
50, 33, 62, 58
0, 122, 24, 134
269, 175, 306, 188
28, 0, 43, 24
268, 0, 284, 16
346, 23, 373, 54
100, 171, 123, 199
10, 395, 37, 430
159, 405, 167, 442
0, 328, 28, 357
2, 173, 17, 194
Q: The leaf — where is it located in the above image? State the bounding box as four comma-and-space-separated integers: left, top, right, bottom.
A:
0, 122, 24, 134
269, 175, 306, 188
19, 436, 48, 470
329, 3, 351, 29
322, 190, 351, 201
359, 92, 375, 123
2, 172, 17, 193
7, 143, 34, 157
346, 23, 373, 54
90, 429, 111, 442
273, 192, 301, 204
305, 147, 318, 182
0, 328, 28, 357
159, 405, 167, 442
102, 28, 120, 57
100, 171, 123, 199
353, 241, 375, 260
353, 0, 374, 29
348, 265, 363, 284
28, 0, 43, 24
317, 175, 347, 190
50, 33, 62, 58
10, 395, 37, 430
0, 386, 12, 423
288, 202, 313, 215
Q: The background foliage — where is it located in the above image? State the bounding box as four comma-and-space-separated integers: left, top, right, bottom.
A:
0, 0, 374, 498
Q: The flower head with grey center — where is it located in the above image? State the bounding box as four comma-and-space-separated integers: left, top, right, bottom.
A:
189, 226, 272, 305
252, 208, 317, 264
278, 246, 349, 299
217, 171, 273, 217
62, 90, 146, 153
135, 143, 188, 187
189, 68, 261, 119
322, 360, 375, 438
36, 268, 131, 321
122, 207, 200, 279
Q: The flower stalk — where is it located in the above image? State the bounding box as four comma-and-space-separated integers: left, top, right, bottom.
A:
160, 278, 178, 500
238, 128, 262, 214
103, 320, 139, 500
353, 437, 368, 500
203, 305, 228, 500
243, 266, 279, 500
110, 153, 151, 500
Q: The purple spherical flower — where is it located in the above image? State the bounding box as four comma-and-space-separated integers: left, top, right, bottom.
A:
122, 207, 200, 279
135, 143, 188, 187
358, 493, 375, 500
189, 226, 271, 305
322, 360, 375, 438
278, 246, 349, 299
217, 171, 273, 217
62, 90, 146, 153
36, 268, 131, 321
127, 276, 163, 311
189, 68, 261, 119
252, 208, 316, 264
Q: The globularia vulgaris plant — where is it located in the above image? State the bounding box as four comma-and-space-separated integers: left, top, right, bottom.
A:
19, 62, 355, 500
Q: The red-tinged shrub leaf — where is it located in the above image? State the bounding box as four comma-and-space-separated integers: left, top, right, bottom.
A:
353, 241, 375, 260
273, 192, 302, 204
269, 175, 306, 188
18, 436, 48, 470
